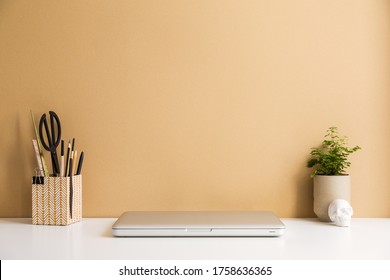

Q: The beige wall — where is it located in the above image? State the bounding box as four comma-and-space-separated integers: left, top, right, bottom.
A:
1, 0, 389, 218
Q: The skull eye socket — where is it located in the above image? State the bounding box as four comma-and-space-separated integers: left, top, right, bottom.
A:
338, 208, 352, 215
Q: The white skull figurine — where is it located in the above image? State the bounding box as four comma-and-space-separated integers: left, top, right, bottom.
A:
328, 199, 353, 227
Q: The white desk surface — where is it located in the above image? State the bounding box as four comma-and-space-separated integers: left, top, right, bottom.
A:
0, 218, 389, 260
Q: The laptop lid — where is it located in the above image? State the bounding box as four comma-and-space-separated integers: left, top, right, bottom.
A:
112, 211, 285, 237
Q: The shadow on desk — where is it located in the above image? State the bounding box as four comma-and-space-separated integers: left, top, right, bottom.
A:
287, 218, 341, 228
0, 218, 32, 225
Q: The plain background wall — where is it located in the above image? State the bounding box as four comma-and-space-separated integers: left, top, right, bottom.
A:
1, 0, 389, 218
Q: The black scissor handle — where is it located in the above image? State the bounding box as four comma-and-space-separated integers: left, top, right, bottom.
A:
49, 111, 61, 147
39, 113, 51, 151
39, 111, 61, 151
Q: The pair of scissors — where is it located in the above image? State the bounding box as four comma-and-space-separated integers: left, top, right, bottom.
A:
39, 111, 61, 176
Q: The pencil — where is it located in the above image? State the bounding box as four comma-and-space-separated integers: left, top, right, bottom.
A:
60, 140, 65, 177
76, 151, 84, 175
30, 110, 49, 177
32, 139, 44, 176
68, 155, 73, 177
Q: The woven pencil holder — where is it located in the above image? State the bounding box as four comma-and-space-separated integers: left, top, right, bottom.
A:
32, 175, 82, 225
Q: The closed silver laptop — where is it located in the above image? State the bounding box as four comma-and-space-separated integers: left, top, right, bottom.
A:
112, 211, 285, 237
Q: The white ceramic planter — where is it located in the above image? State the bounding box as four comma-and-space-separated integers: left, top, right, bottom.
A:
313, 175, 351, 222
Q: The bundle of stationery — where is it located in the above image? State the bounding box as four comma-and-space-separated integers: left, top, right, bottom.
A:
31, 110, 84, 226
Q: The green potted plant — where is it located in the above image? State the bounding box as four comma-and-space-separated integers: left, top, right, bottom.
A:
307, 127, 361, 221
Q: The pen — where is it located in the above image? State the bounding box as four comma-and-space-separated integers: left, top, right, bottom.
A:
69, 138, 75, 175
72, 138, 75, 152
65, 141, 71, 177
68, 148, 73, 176
69, 157, 73, 219
76, 151, 84, 175
60, 140, 64, 177
72, 150, 78, 175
